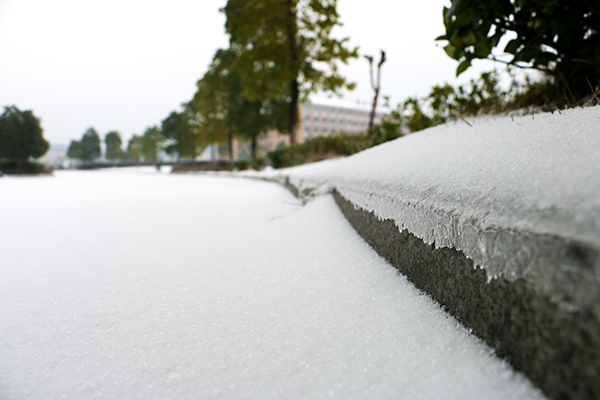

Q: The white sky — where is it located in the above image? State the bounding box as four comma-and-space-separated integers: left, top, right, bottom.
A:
0, 0, 497, 146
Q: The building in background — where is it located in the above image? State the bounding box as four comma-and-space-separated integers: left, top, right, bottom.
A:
207, 98, 389, 161
297, 98, 387, 141
255, 98, 388, 159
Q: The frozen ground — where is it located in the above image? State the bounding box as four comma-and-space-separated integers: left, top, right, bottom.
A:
0, 169, 545, 399
271, 106, 600, 314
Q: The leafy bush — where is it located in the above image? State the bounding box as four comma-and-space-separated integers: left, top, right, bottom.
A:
268, 133, 388, 169
234, 158, 266, 171
234, 159, 251, 170
0, 106, 49, 165
251, 157, 266, 170
408, 69, 589, 132
0, 161, 50, 175
268, 67, 597, 170
437, 0, 600, 103
368, 99, 404, 146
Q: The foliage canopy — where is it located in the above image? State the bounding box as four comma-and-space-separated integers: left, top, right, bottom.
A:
67, 140, 82, 160
141, 126, 162, 162
437, 0, 600, 101
105, 131, 125, 161
79, 128, 101, 162
127, 135, 144, 161
161, 106, 206, 160
222, 0, 358, 142
193, 47, 288, 159
0, 106, 49, 164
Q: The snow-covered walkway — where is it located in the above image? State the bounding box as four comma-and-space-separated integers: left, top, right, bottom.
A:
0, 169, 544, 399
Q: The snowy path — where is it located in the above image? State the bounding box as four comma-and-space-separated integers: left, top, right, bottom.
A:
0, 169, 544, 399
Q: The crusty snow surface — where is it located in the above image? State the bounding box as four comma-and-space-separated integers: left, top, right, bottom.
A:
0, 169, 544, 399
272, 107, 600, 313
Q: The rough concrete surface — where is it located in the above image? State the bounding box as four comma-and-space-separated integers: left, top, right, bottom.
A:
275, 108, 600, 324
332, 190, 600, 400
254, 107, 600, 399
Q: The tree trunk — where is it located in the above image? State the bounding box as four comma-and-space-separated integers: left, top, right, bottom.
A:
286, 0, 299, 144
368, 87, 380, 132
228, 129, 234, 162
289, 79, 299, 144
251, 137, 257, 160
367, 51, 386, 134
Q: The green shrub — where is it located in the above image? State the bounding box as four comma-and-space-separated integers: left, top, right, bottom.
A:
267, 68, 583, 170
0, 161, 49, 175
251, 157, 266, 170
268, 133, 381, 169
234, 159, 251, 170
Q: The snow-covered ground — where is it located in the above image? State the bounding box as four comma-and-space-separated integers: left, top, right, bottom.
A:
271, 107, 600, 315
0, 169, 545, 399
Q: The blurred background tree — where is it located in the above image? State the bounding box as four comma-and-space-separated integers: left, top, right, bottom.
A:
105, 131, 126, 161
222, 0, 358, 143
79, 128, 101, 162
127, 135, 144, 161
0, 105, 49, 170
192, 55, 230, 160
67, 140, 82, 160
193, 47, 287, 160
141, 126, 162, 162
161, 107, 203, 160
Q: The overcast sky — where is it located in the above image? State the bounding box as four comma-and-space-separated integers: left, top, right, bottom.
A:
0, 0, 497, 146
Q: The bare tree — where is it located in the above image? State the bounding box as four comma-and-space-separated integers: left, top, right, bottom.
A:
365, 50, 386, 132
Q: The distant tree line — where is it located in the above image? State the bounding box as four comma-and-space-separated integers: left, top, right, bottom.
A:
166, 0, 599, 164
64, 0, 357, 164
66, 112, 203, 164
66, 0, 599, 168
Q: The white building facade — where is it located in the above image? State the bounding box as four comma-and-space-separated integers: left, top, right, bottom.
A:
297, 98, 387, 141
217, 98, 389, 160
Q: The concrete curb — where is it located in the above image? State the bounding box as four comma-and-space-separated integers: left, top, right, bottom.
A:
331, 189, 599, 400
207, 164, 599, 398
260, 109, 600, 399
266, 173, 600, 399
242, 108, 600, 399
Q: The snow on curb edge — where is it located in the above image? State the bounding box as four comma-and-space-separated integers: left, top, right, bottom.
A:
272, 107, 600, 318
257, 107, 600, 399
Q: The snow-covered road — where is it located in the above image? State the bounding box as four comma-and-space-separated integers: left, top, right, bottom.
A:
0, 169, 544, 399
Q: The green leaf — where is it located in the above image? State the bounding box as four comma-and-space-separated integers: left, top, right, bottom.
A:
490, 30, 504, 47
456, 59, 471, 76
474, 41, 491, 58
442, 6, 449, 20
444, 44, 460, 60
533, 51, 557, 67
445, 0, 464, 26
462, 30, 477, 46
453, 9, 477, 29
504, 39, 520, 54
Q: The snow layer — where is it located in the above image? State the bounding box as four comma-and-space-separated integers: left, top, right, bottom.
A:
276, 107, 600, 314
0, 169, 544, 399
